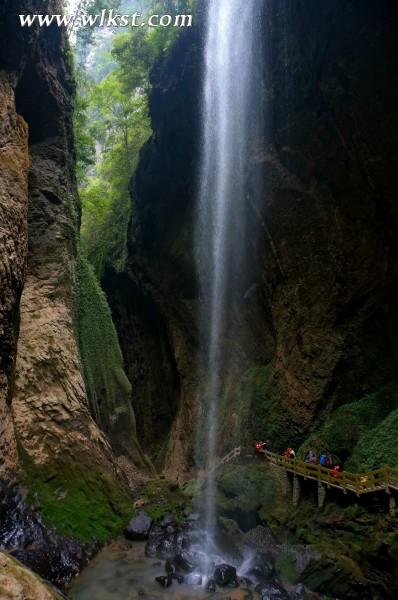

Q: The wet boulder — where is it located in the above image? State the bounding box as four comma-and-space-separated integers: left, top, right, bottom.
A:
155, 575, 173, 588
256, 581, 290, 600
174, 551, 200, 572
124, 510, 153, 541
239, 576, 254, 587
186, 512, 200, 522
249, 553, 275, 580
157, 535, 180, 560
160, 512, 176, 528
165, 559, 175, 575
213, 563, 238, 586
291, 583, 306, 599
186, 573, 203, 585
145, 526, 183, 560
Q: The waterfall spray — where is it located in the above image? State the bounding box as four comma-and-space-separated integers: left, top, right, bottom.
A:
196, 0, 263, 546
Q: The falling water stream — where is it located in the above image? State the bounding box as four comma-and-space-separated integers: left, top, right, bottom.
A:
72, 2, 265, 598
196, 0, 263, 544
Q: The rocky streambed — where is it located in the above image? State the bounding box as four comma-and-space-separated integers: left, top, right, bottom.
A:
69, 510, 318, 600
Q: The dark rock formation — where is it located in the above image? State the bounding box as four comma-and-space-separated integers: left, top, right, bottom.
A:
257, 582, 289, 600
112, 0, 398, 476
0, 0, 133, 587
124, 510, 152, 541
0, 483, 93, 589
155, 575, 172, 588
213, 563, 238, 587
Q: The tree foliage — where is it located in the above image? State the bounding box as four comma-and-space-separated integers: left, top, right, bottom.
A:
74, 0, 197, 277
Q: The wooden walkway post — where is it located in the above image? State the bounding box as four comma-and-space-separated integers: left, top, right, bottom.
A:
389, 495, 396, 517
293, 474, 301, 507
318, 482, 326, 508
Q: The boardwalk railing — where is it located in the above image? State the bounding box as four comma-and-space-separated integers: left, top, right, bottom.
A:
263, 450, 398, 495
200, 446, 398, 497
206, 446, 242, 475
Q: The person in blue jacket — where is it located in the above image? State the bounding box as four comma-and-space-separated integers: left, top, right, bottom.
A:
319, 450, 328, 467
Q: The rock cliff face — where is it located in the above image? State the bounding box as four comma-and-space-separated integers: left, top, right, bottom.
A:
112, 1, 398, 476
0, 0, 133, 585
0, 553, 63, 600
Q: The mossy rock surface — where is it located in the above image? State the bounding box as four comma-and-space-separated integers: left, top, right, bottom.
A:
216, 464, 275, 514
239, 365, 304, 450
19, 444, 133, 543
275, 553, 300, 585
74, 253, 135, 446
347, 404, 398, 470
262, 492, 398, 599
139, 478, 188, 523
301, 383, 398, 469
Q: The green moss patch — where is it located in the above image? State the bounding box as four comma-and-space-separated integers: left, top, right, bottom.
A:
275, 553, 300, 585
216, 464, 275, 513
348, 405, 398, 470
301, 383, 398, 465
74, 253, 135, 441
239, 365, 303, 449
261, 492, 398, 598
139, 479, 188, 523
18, 444, 133, 543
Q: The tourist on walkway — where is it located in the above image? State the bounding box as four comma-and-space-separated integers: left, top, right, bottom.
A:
333, 465, 341, 478
305, 450, 315, 463
320, 450, 328, 467
284, 447, 295, 460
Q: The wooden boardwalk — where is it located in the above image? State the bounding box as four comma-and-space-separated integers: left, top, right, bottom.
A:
263, 450, 398, 496
206, 446, 398, 497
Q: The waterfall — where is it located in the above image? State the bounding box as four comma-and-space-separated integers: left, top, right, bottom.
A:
196, 0, 263, 542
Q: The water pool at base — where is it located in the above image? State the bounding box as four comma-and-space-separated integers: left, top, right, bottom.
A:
70, 539, 258, 600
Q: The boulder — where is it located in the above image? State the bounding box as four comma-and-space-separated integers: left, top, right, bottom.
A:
239, 576, 254, 587
249, 553, 275, 580
291, 583, 306, 599
145, 526, 183, 559
213, 564, 238, 586
186, 513, 200, 522
124, 510, 152, 541
155, 575, 172, 588
186, 573, 203, 585
206, 578, 216, 592
256, 582, 289, 600
160, 512, 176, 528
165, 560, 175, 575
174, 551, 200, 572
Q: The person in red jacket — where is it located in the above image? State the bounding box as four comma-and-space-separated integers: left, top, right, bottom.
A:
333, 465, 341, 479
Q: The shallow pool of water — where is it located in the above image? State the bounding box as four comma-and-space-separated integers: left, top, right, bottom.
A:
69, 539, 258, 600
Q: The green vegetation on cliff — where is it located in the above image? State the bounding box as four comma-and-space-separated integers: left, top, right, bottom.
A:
260, 488, 398, 599
239, 365, 303, 449
18, 442, 133, 543
75, 0, 196, 278
74, 253, 135, 440
301, 383, 398, 469
138, 478, 188, 523
348, 403, 398, 470
216, 464, 275, 514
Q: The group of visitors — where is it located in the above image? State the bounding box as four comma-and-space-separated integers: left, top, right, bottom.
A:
305, 448, 341, 478
255, 440, 341, 478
